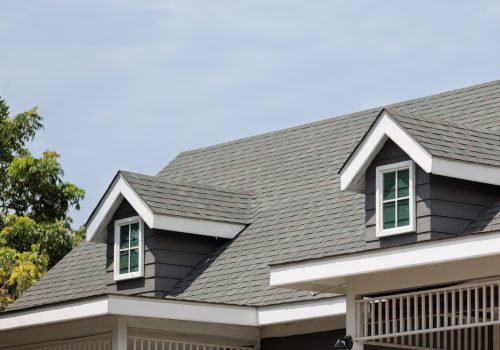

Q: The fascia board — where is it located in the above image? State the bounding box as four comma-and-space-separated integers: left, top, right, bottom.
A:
0, 297, 109, 331
432, 157, 500, 187
152, 214, 245, 239
86, 176, 154, 242
257, 297, 346, 325
340, 111, 432, 192
108, 295, 258, 326
269, 231, 500, 290
0, 296, 348, 331
87, 176, 245, 242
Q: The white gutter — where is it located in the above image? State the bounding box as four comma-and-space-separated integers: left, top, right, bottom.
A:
0, 295, 346, 331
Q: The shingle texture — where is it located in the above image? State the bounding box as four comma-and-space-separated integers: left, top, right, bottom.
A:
120, 171, 255, 224
6, 241, 107, 311
386, 107, 500, 167
5, 79, 500, 312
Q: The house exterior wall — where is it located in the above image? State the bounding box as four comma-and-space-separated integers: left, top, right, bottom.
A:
106, 200, 224, 297
365, 139, 498, 249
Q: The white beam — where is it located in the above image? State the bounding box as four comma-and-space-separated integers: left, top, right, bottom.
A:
0, 297, 108, 331
432, 157, 500, 187
257, 298, 346, 325
107, 295, 258, 327
270, 231, 500, 290
0, 295, 348, 331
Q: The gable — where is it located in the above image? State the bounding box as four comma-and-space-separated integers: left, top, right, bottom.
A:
86, 172, 251, 242
340, 109, 500, 192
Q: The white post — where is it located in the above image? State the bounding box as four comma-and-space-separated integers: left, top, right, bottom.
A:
346, 281, 363, 350
112, 316, 128, 350
493, 325, 500, 350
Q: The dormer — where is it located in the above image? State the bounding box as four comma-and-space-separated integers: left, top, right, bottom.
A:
86, 171, 254, 295
340, 108, 500, 248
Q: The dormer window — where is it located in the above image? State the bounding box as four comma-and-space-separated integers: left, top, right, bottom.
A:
376, 160, 416, 237
114, 216, 144, 281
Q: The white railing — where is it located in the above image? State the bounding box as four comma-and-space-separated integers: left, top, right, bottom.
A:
10, 334, 111, 350
128, 337, 254, 350
356, 279, 500, 348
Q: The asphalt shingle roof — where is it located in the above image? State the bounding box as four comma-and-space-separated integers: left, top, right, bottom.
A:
386, 107, 500, 167
5, 78, 500, 312
120, 171, 255, 224
6, 241, 107, 311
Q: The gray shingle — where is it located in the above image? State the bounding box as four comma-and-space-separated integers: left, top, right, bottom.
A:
160, 79, 500, 306
386, 107, 500, 167
120, 171, 255, 224
5, 78, 500, 312
6, 241, 107, 312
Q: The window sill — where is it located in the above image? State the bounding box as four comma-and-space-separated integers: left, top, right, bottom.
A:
376, 225, 415, 238
114, 271, 144, 282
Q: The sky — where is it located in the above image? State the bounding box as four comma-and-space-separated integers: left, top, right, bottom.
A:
1, 0, 500, 227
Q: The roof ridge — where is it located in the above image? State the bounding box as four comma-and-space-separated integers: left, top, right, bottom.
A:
162, 78, 500, 160
119, 170, 256, 197
386, 107, 500, 136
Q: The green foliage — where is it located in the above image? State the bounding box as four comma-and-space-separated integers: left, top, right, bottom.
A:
0, 98, 85, 311
0, 246, 48, 311
0, 215, 77, 268
1, 151, 85, 222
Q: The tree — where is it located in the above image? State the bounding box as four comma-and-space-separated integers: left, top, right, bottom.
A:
0, 98, 85, 310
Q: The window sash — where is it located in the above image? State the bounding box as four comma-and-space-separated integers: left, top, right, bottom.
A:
376, 160, 415, 237
382, 169, 410, 229
114, 216, 143, 281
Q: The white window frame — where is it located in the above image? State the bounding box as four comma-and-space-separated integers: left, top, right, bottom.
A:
114, 216, 144, 281
375, 160, 416, 237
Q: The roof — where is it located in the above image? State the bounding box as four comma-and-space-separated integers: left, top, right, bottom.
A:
7, 241, 107, 311
7, 78, 500, 312
120, 171, 255, 224
386, 107, 500, 168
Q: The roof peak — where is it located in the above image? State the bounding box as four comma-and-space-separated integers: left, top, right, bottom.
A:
164, 78, 500, 161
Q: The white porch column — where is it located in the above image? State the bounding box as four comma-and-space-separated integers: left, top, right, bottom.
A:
346, 281, 363, 350
112, 316, 128, 350
494, 325, 499, 350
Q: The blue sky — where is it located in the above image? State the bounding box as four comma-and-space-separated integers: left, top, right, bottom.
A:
1, 0, 500, 227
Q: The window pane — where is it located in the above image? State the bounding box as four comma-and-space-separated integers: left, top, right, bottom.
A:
383, 172, 396, 200
397, 169, 410, 197
130, 223, 139, 247
383, 202, 396, 229
120, 225, 129, 249
397, 199, 410, 226
119, 250, 129, 274
130, 249, 139, 272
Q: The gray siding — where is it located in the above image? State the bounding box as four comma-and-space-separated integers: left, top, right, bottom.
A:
365, 140, 499, 249
106, 200, 224, 297
261, 330, 346, 350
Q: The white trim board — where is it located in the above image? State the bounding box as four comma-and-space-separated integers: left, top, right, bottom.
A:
0, 296, 347, 331
340, 111, 500, 192
269, 231, 500, 291
257, 297, 346, 325
86, 175, 246, 242
0, 297, 109, 331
